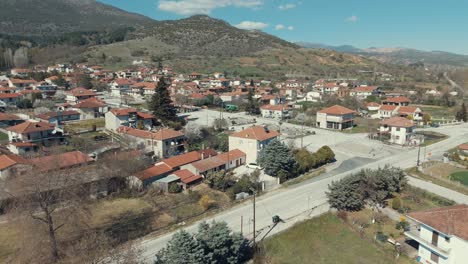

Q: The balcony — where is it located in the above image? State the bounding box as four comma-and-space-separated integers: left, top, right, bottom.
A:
405, 229, 450, 258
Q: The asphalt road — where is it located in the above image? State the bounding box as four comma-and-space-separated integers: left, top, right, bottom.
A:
136, 120, 468, 263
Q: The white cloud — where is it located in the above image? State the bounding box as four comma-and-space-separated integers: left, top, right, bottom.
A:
275, 24, 285, 30
235, 21, 268, 30
158, 0, 264, 15
287, 26, 294, 30
278, 3, 296, 10
346, 15, 358, 23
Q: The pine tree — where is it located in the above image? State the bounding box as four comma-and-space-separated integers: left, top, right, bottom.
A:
245, 88, 259, 115
258, 139, 297, 178
456, 102, 467, 122
148, 78, 178, 126
155, 230, 206, 264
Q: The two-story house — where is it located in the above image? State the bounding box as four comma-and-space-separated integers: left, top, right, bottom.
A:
66, 87, 97, 104
316, 105, 355, 130
110, 78, 133, 96
260, 104, 290, 119
382, 96, 411, 106
350, 86, 380, 99
105, 108, 153, 131
405, 205, 468, 264
72, 97, 108, 119
182, 149, 246, 176
117, 126, 186, 158
36, 111, 81, 126
229, 126, 280, 164
6, 121, 62, 154
379, 116, 420, 145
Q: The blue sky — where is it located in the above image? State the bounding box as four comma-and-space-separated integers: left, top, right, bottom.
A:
98, 0, 468, 54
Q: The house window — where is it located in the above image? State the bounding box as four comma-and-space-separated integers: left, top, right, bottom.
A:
444, 236, 450, 243
395, 136, 400, 140
430, 252, 439, 263
396, 127, 400, 131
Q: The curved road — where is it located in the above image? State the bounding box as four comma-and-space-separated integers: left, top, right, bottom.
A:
137, 123, 468, 263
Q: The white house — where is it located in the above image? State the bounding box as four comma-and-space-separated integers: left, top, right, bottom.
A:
110, 78, 133, 97
229, 126, 279, 164
379, 116, 420, 145
260, 104, 290, 119
6, 121, 62, 154
316, 105, 355, 130
350, 86, 380, 99
0, 154, 31, 180
105, 108, 153, 131
182, 149, 246, 176
405, 205, 468, 264
117, 126, 186, 158
66, 88, 97, 104
378, 105, 423, 121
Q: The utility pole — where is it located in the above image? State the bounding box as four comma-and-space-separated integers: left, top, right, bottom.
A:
250, 188, 257, 249
416, 144, 421, 167
240, 215, 243, 235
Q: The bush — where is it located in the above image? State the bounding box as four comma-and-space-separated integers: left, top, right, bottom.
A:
396, 220, 410, 231
199, 195, 216, 211
392, 197, 402, 210
336, 211, 348, 222
168, 184, 182, 193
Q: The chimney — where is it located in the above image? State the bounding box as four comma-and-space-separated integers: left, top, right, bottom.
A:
201, 152, 205, 160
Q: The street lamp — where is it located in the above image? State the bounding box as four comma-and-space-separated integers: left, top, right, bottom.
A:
249, 187, 257, 249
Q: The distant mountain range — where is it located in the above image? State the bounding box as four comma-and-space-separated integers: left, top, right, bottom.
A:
297, 42, 468, 68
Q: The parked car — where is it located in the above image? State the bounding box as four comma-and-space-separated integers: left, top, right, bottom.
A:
431, 123, 440, 128
246, 163, 262, 170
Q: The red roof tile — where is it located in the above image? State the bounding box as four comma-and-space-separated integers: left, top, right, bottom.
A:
230, 126, 280, 141
0, 154, 28, 170
379, 105, 398, 111
29, 151, 93, 172
6, 121, 55, 134
161, 151, 203, 169
383, 96, 411, 103
0, 93, 22, 99
318, 105, 355, 115
380, 116, 414, 128
172, 169, 202, 184
117, 127, 184, 140
260, 104, 288, 111
0, 112, 21, 121
408, 205, 468, 240
135, 164, 172, 181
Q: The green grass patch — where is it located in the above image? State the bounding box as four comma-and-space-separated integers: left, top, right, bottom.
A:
399, 185, 456, 212
416, 131, 448, 146
0, 132, 8, 141
406, 167, 468, 196
450, 171, 468, 186
64, 119, 105, 133
259, 213, 411, 264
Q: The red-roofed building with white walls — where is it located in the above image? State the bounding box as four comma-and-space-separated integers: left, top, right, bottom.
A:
105, 108, 153, 131
316, 105, 355, 130
229, 126, 280, 164
379, 116, 420, 145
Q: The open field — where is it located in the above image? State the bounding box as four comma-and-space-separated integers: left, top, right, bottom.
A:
0, 132, 8, 141
450, 171, 468, 186
258, 213, 414, 264
398, 185, 456, 212
406, 165, 468, 196
64, 119, 105, 134
417, 105, 457, 120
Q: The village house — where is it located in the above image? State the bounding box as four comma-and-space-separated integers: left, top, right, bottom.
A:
457, 144, 468, 159
405, 205, 468, 264
36, 110, 81, 126
316, 105, 355, 130
182, 149, 246, 176
32, 82, 57, 98
382, 96, 411, 106
110, 78, 133, 96
117, 126, 186, 158
0, 154, 31, 180
0, 93, 22, 105
366, 102, 381, 111
8, 78, 35, 89
66, 87, 97, 104
219, 91, 248, 102
105, 108, 153, 131
379, 116, 420, 145
350, 86, 380, 99
72, 97, 108, 119
6, 121, 63, 154
29, 151, 94, 172
0, 113, 24, 128
10, 68, 32, 78
378, 105, 423, 121
260, 104, 290, 119
229, 126, 280, 164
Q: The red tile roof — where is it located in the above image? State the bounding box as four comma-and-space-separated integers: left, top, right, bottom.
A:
137, 112, 154, 119
114, 78, 133, 86
73, 97, 106, 108
29, 151, 93, 172
408, 205, 468, 240
353, 86, 379, 92
230, 126, 279, 141
68, 87, 97, 97
0, 154, 28, 170
458, 144, 468, 151
366, 102, 380, 107
190, 149, 245, 173
110, 108, 137, 116
0, 93, 22, 99
379, 105, 398, 111
380, 116, 414, 128
161, 151, 204, 169
172, 169, 202, 184
397, 106, 419, 115
318, 105, 355, 115
135, 164, 172, 181
0, 112, 21, 121
6, 121, 55, 134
